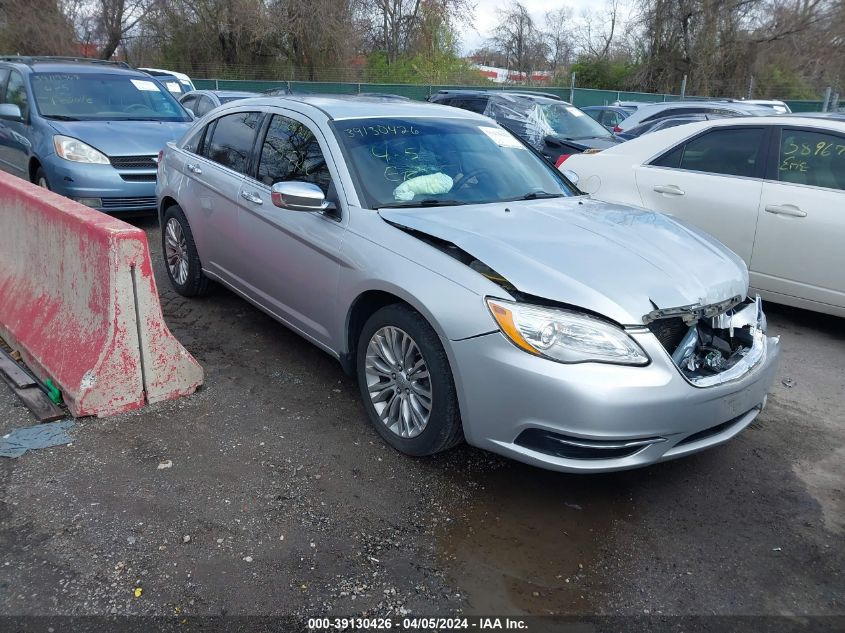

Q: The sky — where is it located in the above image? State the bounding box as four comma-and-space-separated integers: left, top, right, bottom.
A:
460, 0, 630, 55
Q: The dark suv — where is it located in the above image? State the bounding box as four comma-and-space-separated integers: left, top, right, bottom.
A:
428, 90, 622, 163
0, 56, 192, 212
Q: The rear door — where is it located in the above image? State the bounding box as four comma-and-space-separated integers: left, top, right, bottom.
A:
180, 110, 262, 282
235, 111, 345, 347
750, 125, 845, 310
635, 125, 770, 262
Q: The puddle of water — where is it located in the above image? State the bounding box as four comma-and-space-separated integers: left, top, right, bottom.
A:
437, 458, 635, 615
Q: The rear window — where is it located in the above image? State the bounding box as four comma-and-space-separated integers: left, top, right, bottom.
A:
777, 129, 845, 191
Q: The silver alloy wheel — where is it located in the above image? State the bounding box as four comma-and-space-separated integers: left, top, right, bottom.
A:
365, 326, 433, 439
164, 217, 189, 285
37, 176, 48, 189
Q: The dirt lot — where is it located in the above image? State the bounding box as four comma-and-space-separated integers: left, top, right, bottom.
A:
1, 216, 843, 623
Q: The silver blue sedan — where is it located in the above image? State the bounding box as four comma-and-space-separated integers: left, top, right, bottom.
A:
156, 95, 779, 472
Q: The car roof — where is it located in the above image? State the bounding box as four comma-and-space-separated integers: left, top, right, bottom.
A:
222, 95, 488, 121
0, 57, 141, 75
210, 90, 260, 97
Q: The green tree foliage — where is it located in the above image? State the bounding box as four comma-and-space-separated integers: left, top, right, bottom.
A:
569, 58, 637, 91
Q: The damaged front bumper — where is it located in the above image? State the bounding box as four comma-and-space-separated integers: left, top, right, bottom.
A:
446, 297, 780, 473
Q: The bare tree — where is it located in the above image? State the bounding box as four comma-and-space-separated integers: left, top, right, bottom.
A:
544, 6, 575, 77
490, 0, 548, 80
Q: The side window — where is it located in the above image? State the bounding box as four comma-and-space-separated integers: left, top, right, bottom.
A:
674, 128, 765, 177
181, 95, 197, 112
0, 68, 10, 101
181, 124, 206, 154
5, 70, 29, 120
202, 111, 261, 174
461, 98, 488, 114
643, 107, 705, 123
777, 129, 845, 192
257, 114, 331, 193
651, 144, 684, 168
195, 96, 214, 117
585, 109, 601, 123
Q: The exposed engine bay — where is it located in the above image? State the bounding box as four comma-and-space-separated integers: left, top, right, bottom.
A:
645, 297, 768, 387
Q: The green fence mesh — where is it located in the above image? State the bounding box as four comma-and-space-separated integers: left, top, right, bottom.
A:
191, 79, 825, 112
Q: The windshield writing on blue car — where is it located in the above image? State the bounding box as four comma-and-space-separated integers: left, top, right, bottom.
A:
334, 117, 575, 209
31, 73, 190, 122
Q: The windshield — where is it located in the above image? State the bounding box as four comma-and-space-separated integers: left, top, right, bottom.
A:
31, 73, 190, 122
334, 117, 577, 209
539, 103, 613, 139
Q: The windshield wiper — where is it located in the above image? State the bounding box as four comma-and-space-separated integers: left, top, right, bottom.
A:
518, 191, 566, 200
377, 199, 467, 209
43, 115, 81, 121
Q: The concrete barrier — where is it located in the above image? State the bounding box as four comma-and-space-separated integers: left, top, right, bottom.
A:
0, 173, 203, 417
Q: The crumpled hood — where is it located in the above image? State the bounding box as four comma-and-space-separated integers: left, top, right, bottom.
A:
47, 120, 191, 157
379, 197, 748, 325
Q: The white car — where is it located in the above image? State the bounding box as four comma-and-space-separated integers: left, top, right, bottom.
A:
138, 68, 195, 93
613, 100, 772, 132
562, 116, 845, 317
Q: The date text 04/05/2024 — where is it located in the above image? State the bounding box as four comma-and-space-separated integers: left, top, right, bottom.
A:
307, 617, 528, 630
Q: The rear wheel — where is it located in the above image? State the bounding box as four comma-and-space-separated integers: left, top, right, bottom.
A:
356, 304, 463, 456
162, 205, 210, 297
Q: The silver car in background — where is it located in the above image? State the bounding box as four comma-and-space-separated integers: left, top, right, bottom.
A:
156, 96, 780, 473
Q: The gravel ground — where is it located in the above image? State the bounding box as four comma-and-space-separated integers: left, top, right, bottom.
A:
1, 216, 842, 622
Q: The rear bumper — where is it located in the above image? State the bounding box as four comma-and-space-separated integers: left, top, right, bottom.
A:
447, 326, 780, 473
42, 154, 157, 212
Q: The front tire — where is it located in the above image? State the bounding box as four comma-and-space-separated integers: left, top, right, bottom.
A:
35, 167, 50, 190
162, 205, 210, 297
356, 304, 463, 456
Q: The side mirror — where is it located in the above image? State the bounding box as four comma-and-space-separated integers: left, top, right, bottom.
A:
0, 103, 23, 122
270, 181, 331, 212
185, 108, 196, 119
561, 169, 579, 186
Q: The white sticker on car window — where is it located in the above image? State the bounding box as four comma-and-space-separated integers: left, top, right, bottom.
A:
165, 82, 181, 93
131, 79, 161, 92
566, 106, 585, 117
479, 126, 525, 149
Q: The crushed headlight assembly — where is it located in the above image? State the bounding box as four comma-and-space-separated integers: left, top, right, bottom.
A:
486, 298, 649, 365
53, 135, 110, 164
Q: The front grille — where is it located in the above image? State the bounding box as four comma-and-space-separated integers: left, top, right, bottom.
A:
100, 196, 157, 209
120, 174, 157, 182
514, 428, 664, 460
648, 317, 688, 354
109, 155, 158, 169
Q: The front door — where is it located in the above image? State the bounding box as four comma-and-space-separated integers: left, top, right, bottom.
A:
635, 126, 769, 263
236, 111, 346, 348
0, 69, 32, 178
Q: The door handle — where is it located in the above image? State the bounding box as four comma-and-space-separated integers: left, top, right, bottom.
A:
240, 190, 263, 205
765, 204, 806, 218
186, 163, 202, 175
653, 184, 685, 196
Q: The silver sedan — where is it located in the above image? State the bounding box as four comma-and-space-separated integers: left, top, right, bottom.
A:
156, 96, 780, 472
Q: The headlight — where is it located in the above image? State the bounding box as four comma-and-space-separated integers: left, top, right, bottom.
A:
486, 298, 649, 365
53, 135, 110, 164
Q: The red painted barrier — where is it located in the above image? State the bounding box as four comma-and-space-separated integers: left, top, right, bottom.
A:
0, 173, 203, 417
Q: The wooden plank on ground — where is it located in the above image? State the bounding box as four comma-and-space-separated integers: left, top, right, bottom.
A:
0, 351, 37, 388
11, 385, 66, 423
0, 348, 65, 422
